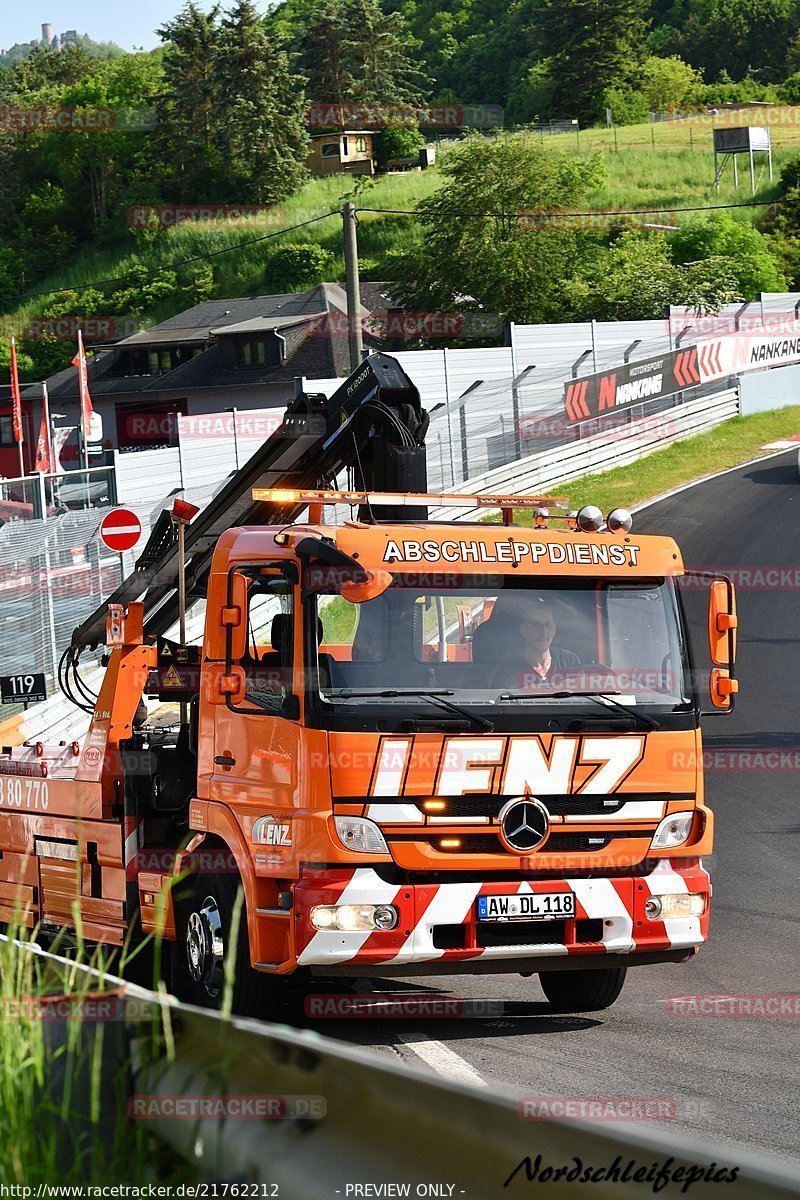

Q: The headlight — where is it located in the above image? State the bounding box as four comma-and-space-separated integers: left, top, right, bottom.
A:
310, 903, 398, 931
333, 815, 388, 854
645, 894, 706, 920
650, 811, 694, 850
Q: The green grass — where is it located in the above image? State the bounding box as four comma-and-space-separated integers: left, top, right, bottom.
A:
504, 405, 800, 525
7, 107, 799, 333
0, 914, 182, 1185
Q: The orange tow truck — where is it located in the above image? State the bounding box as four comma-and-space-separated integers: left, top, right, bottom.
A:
0, 356, 738, 1013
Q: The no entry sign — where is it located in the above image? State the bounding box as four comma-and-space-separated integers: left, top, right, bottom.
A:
100, 508, 142, 553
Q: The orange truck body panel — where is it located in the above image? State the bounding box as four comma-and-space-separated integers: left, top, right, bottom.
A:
0, 518, 726, 978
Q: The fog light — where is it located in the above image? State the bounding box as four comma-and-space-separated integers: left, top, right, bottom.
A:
374, 905, 399, 930
650, 811, 694, 850
309, 903, 399, 932
645, 893, 706, 920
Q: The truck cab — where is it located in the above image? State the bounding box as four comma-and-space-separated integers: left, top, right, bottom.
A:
163, 492, 737, 1013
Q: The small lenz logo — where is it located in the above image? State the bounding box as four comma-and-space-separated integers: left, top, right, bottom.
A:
263, 823, 291, 846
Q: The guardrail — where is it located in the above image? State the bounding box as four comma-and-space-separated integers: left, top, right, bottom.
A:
439, 387, 739, 519
8, 937, 800, 1198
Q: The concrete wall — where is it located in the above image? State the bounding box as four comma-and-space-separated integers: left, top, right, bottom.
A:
739, 363, 800, 415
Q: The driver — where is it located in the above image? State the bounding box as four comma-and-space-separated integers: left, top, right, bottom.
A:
490, 597, 579, 689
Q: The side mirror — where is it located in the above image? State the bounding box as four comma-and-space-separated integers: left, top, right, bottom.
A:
206, 571, 248, 661
340, 568, 393, 604
707, 578, 738, 709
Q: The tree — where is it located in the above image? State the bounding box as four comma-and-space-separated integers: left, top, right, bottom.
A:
539, 0, 649, 125
157, 2, 222, 202
374, 124, 426, 167
342, 0, 430, 103
563, 230, 742, 320
640, 55, 701, 111
658, 0, 799, 84
393, 136, 606, 325
670, 214, 786, 299
301, 2, 356, 105
211, 0, 309, 203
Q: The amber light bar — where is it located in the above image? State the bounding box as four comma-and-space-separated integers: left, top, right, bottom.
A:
251, 487, 570, 510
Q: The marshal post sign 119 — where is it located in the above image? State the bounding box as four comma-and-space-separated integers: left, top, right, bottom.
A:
563, 346, 701, 424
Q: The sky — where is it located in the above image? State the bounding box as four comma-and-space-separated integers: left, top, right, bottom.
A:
1, 0, 232, 53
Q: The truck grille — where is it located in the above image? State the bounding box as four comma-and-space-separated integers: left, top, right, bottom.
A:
339, 793, 689, 820
392, 829, 648, 856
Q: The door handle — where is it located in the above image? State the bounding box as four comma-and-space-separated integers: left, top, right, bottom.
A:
214, 754, 235, 767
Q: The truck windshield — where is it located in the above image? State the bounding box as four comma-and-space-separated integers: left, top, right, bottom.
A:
313, 575, 691, 717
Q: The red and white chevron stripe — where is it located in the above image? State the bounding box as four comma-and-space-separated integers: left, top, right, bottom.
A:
293, 861, 709, 967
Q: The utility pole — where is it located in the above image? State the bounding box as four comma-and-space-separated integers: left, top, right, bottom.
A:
342, 202, 363, 371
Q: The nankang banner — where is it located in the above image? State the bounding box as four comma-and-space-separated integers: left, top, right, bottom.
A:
563, 348, 700, 424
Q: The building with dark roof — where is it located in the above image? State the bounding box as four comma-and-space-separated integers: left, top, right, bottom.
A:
16, 282, 393, 469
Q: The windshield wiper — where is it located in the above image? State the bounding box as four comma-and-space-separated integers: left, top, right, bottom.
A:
496, 690, 659, 731
334, 689, 495, 731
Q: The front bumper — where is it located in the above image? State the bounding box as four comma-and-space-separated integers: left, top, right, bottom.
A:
292, 859, 711, 972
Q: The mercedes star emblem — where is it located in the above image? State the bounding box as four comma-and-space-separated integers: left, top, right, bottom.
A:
498, 796, 550, 853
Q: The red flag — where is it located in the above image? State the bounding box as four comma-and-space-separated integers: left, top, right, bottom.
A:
34, 384, 53, 474
9, 336, 23, 444
72, 329, 94, 454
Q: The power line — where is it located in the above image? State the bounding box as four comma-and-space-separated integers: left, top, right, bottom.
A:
355, 199, 776, 219
0, 210, 341, 305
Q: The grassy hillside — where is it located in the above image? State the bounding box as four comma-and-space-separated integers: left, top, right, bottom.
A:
10, 109, 796, 338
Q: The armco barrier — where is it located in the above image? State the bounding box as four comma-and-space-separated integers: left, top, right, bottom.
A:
439, 387, 739, 519
8, 937, 800, 1198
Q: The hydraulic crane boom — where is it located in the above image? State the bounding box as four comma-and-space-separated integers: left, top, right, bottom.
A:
70, 353, 428, 651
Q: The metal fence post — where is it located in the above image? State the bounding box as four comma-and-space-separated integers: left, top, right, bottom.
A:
43, 539, 59, 680
230, 407, 240, 470
177, 414, 186, 490
33, 471, 46, 520
442, 348, 456, 487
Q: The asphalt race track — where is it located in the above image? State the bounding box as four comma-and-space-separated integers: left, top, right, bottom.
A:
311, 447, 800, 1168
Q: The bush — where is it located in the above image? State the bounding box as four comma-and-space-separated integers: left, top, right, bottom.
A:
640, 55, 702, 112
264, 242, 335, 292
670, 213, 785, 298
779, 155, 800, 194
374, 125, 426, 167
779, 73, 800, 105
604, 85, 649, 126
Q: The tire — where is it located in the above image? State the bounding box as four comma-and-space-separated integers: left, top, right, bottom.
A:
538, 966, 627, 1013
170, 869, 275, 1016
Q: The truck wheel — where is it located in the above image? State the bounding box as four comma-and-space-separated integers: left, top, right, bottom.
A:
538, 966, 627, 1013
171, 869, 274, 1016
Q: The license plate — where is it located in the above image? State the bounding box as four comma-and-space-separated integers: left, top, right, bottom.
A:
477, 891, 575, 921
